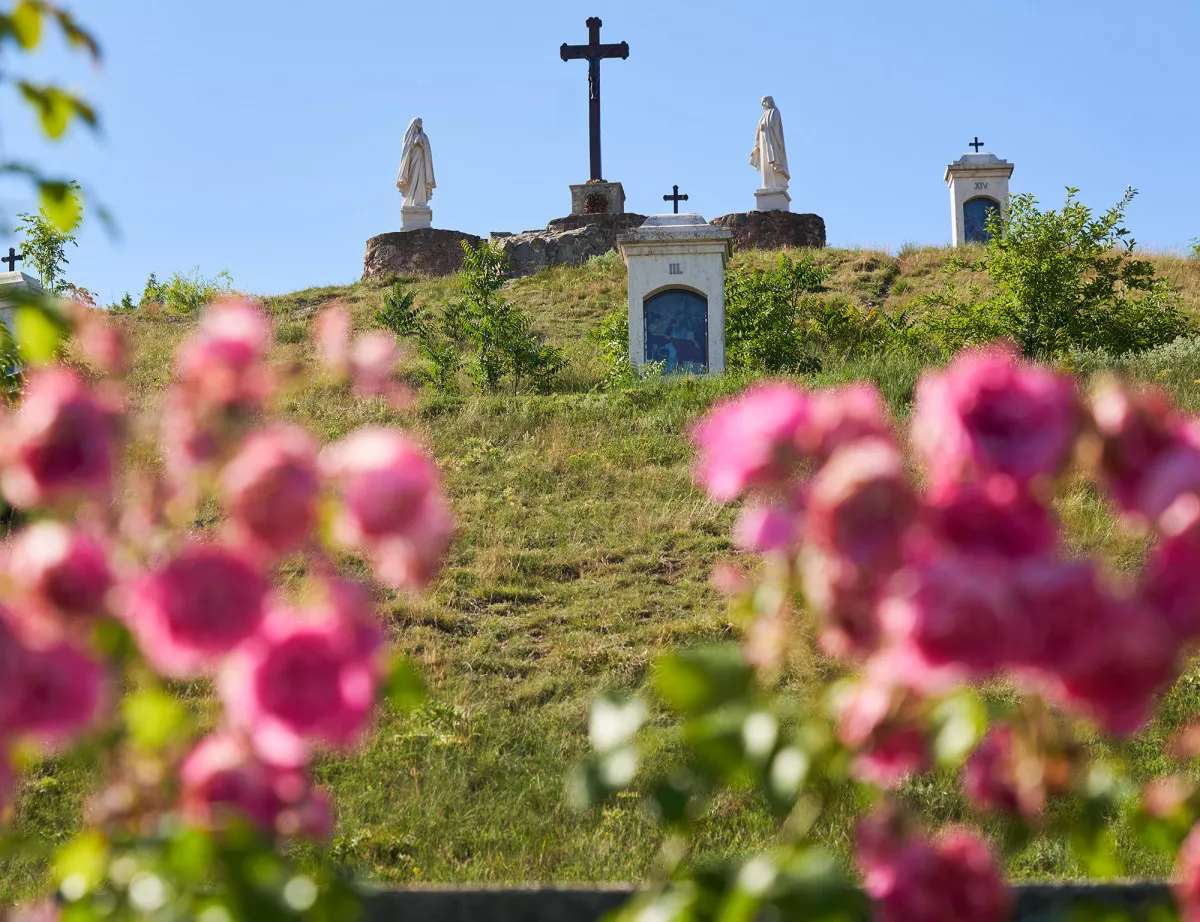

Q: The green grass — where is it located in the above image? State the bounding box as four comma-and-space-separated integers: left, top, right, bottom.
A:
6, 245, 1200, 902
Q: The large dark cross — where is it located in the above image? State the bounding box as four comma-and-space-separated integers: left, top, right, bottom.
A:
560, 17, 629, 182
969, 136, 985, 152
1, 248, 22, 272
663, 184, 689, 214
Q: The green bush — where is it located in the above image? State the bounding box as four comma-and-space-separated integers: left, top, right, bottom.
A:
913, 188, 1191, 360
14, 204, 77, 292
377, 242, 564, 394
139, 267, 233, 315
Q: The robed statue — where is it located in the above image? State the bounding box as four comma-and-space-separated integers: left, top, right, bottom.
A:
750, 96, 789, 192
397, 117, 435, 208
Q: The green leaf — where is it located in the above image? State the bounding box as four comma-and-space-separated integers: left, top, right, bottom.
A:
121, 687, 190, 751
932, 689, 987, 768
383, 657, 427, 712
589, 695, 646, 753
654, 645, 753, 716
53, 831, 109, 899
14, 302, 66, 365
11, 0, 41, 48
39, 179, 82, 231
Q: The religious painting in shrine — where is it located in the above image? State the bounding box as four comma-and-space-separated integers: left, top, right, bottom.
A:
963, 196, 1000, 244
644, 289, 708, 373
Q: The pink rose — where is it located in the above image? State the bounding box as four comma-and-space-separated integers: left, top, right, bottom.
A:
350, 331, 400, 398
962, 724, 1044, 819
313, 303, 351, 378
922, 477, 1055, 561
180, 731, 331, 839
8, 522, 112, 621
805, 382, 892, 462
175, 299, 273, 414
732, 498, 802, 556
805, 438, 914, 576
1176, 823, 1200, 922
7, 640, 104, 745
1140, 526, 1200, 643
837, 658, 930, 787
321, 428, 452, 589
799, 547, 885, 659
1091, 379, 1200, 521
879, 557, 1015, 689
1010, 558, 1110, 675
911, 343, 1079, 489
691, 383, 811, 502
0, 613, 21, 729
1, 367, 118, 509
124, 544, 268, 677
220, 592, 382, 769
220, 425, 320, 560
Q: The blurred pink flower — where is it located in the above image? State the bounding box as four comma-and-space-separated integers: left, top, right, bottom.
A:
7, 640, 104, 745
805, 438, 913, 575
838, 663, 929, 787
8, 522, 112, 621
1091, 379, 1200, 522
879, 557, 1015, 689
799, 547, 884, 658
221, 425, 320, 561
691, 383, 810, 502
350, 331, 400, 398
314, 303, 351, 377
733, 498, 802, 556
321, 428, 452, 589
1140, 525, 1200, 643
124, 544, 268, 678
180, 731, 331, 839
805, 382, 892, 462
911, 344, 1079, 489
922, 477, 1055, 561
175, 299, 273, 414
1010, 558, 1110, 675
857, 821, 1010, 922
76, 315, 128, 377
962, 724, 1044, 819
1, 367, 118, 509
1176, 823, 1200, 922
220, 595, 382, 769
0, 613, 21, 729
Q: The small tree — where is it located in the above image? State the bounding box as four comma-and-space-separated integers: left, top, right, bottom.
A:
14, 205, 78, 291
915, 187, 1191, 360
375, 282, 463, 391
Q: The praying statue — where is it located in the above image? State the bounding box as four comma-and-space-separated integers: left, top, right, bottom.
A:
397, 117, 435, 208
750, 96, 789, 192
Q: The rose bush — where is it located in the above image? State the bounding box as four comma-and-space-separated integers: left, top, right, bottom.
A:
0, 297, 450, 920
579, 341, 1200, 922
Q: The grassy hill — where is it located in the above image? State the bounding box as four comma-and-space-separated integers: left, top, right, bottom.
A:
6, 246, 1200, 901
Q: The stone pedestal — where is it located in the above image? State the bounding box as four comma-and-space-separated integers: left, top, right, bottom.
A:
570, 181, 626, 216
618, 214, 733, 375
710, 211, 826, 251
755, 187, 791, 212
494, 213, 646, 279
362, 229, 482, 280
401, 205, 433, 230
944, 151, 1014, 246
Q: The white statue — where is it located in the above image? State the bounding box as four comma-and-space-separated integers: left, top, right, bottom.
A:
397, 117, 435, 213
750, 96, 790, 211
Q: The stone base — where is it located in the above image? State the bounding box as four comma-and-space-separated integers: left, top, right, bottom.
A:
754, 188, 792, 212
709, 211, 826, 251
401, 205, 432, 230
362, 228, 483, 280
495, 213, 647, 279
570, 181, 626, 216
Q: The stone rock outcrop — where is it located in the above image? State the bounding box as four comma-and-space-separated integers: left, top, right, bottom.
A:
709, 211, 826, 251
493, 213, 647, 278
362, 229, 483, 281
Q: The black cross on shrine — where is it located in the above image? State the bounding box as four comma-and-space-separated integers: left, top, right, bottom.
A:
663, 184, 689, 214
969, 136, 985, 153
2, 248, 22, 272
560, 17, 629, 182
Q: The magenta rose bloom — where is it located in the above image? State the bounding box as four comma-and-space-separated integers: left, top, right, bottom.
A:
221, 425, 320, 561
7, 640, 104, 745
911, 343, 1079, 490
1, 367, 118, 509
1175, 824, 1200, 922
8, 522, 113, 621
805, 382, 892, 462
1009, 558, 1111, 675
125, 544, 268, 678
175, 299, 273, 414
962, 724, 1043, 819
799, 546, 886, 659
732, 496, 803, 556
690, 382, 811, 502
922, 477, 1056, 561
1139, 525, 1200, 643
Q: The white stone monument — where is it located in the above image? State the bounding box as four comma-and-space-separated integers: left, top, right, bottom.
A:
0, 269, 43, 349
944, 138, 1014, 246
397, 117, 435, 230
751, 96, 790, 212
617, 214, 733, 375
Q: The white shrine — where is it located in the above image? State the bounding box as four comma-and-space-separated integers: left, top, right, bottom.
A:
944, 138, 1014, 246
617, 214, 733, 375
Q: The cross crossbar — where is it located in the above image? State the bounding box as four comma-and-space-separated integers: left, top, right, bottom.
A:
663, 184, 689, 214
2, 248, 22, 272
969, 136, 985, 152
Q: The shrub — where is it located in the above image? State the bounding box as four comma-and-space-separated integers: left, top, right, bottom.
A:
375, 281, 462, 391
914, 188, 1191, 360
584, 248, 624, 272
140, 267, 233, 315
14, 204, 78, 292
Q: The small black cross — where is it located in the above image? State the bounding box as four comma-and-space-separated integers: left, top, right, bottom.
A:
969, 136, 985, 152
663, 184, 689, 214
2, 248, 22, 272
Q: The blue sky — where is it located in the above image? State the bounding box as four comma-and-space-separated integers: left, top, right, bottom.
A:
3, 0, 1198, 304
